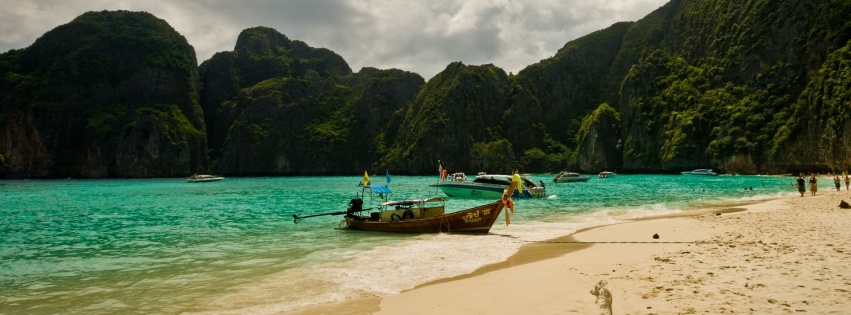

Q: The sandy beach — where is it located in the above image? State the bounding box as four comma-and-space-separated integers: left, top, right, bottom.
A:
291, 188, 851, 314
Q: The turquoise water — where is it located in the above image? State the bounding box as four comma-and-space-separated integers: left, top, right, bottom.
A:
1, 174, 802, 314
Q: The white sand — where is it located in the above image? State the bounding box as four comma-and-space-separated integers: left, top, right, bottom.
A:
375, 189, 851, 314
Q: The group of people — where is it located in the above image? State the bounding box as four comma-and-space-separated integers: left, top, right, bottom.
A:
796, 173, 851, 196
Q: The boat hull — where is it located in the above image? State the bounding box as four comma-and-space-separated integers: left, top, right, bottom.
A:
432, 183, 509, 198
430, 183, 544, 199
342, 201, 505, 234
187, 176, 225, 183
681, 170, 718, 176
553, 177, 591, 183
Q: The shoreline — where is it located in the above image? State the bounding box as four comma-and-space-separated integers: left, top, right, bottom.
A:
287, 189, 851, 314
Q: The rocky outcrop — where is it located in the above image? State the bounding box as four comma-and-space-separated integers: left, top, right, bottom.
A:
198, 27, 353, 164
615, 0, 851, 173
575, 103, 622, 172
515, 22, 633, 151
382, 62, 515, 174
198, 27, 422, 175
770, 40, 851, 173
0, 11, 206, 178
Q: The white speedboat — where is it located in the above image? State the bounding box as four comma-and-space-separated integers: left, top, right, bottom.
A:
187, 174, 225, 183
681, 169, 718, 176
430, 174, 547, 198
597, 171, 617, 178
552, 171, 591, 183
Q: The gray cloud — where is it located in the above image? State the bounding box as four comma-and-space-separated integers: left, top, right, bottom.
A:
0, 0, 668, 79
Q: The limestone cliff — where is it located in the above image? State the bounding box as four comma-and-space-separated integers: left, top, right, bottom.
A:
382, 62, 517, 174
616, 0, 851, 173
198, 27, 423, 175
0, 11, 206, 178
575, 103, 623, 172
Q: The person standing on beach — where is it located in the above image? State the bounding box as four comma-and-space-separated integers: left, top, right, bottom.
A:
835, 176, 842, 191
845, 175, 850, 190
797, 176, 806, 197
809, 175, 818, 196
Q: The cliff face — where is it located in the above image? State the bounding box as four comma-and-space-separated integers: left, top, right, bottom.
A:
382, 62, 518, 174
771, 40, 851, 173
575, 103, 622, 171
198, 27, 353, 164
198, 27, 423, 175
616, 0, 851, 173
0, 11, 206, 178
515, 22, 633, 151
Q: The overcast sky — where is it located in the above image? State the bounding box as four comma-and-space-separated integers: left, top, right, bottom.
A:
0, 0, 667, 79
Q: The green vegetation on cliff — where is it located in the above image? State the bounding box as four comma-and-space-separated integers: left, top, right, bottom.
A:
0, 10, 207, 178
198, 27, 423, 175
617, 0, 851, 173
382, 62, 514, 173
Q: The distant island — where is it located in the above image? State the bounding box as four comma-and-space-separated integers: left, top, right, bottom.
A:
1, 0, 850, 179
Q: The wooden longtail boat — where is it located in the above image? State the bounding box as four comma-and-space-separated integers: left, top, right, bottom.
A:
341, 180, 516, 234
341, 198, 503, 234
292, 177, 517, 234
293, 183, 517, 234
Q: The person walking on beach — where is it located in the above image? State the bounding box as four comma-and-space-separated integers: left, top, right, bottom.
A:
809, 175, 818, 196
835, 176, 842, 191
797, 175, 806, 197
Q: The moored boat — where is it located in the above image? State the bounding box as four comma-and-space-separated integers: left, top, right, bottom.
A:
341, 197, 505, 233
430, 173, 546, 198
681, 169, 718, 176
597, 171, 617, 178
552, 171, 591, 183
186, 174, 225, 183
447, 172, 468, 181
293, 180, 518, 234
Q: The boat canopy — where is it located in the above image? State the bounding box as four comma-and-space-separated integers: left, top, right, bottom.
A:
379, 197, 447, 206
361, 185, 392, 194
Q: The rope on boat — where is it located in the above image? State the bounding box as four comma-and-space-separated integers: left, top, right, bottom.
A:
439, 215, 451, 233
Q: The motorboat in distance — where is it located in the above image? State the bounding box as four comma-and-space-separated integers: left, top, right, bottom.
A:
597, 171, 617, 178
552, 171, 591, 183
681, 169, 718, 176
186, 174, 225, 183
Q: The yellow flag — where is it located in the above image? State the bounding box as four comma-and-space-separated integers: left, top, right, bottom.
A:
512, 172, 522, 194
363, 171, 370, 185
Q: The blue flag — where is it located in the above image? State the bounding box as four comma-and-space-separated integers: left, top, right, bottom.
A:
386, 170, 392, 184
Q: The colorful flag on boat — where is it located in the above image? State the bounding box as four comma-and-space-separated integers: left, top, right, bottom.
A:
386, 170, 392, 184
512, 172, 523, 194
502, 189, 513, 225
438, 160, 445, 181
363, 171, 370, 186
